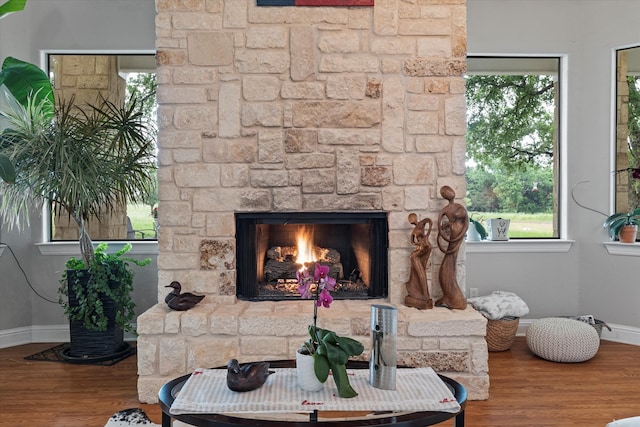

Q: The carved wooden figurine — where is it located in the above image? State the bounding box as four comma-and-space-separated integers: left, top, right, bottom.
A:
404, 213, 434, 309
435, 185, 468, 310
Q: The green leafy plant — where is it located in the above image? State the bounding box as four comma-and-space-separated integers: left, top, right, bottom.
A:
297, 264, 364, 398
603, 208, 640, 241
469, 216, 487, 240
0, 0, 27, 20
59, 243, 150, 332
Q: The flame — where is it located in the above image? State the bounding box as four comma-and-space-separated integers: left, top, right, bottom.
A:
296, 226, 315, 268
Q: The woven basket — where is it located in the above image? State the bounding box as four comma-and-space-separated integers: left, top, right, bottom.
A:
486, 316, 519, 352
593, 319, 611, 338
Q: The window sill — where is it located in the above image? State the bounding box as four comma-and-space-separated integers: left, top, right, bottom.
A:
466, 239, 574, 253
36, 241, 158, 256
604, 242, 640, 256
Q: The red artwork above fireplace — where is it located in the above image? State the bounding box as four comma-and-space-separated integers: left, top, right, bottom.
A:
257, 0, 374, 6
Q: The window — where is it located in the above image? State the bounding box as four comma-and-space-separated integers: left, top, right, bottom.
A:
465, 56, 561, 238
47, 53, 157, 242
616, 46, 640, 214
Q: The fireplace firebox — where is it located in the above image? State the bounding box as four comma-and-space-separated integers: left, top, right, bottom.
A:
236, 212, 389, 301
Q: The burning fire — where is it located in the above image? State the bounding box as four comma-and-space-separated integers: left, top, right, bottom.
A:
296, 226, 315, 269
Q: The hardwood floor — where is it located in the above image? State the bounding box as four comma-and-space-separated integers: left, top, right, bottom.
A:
1, 338, 639, 426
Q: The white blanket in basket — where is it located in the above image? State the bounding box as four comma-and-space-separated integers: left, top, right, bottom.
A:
468, 291, 529, 320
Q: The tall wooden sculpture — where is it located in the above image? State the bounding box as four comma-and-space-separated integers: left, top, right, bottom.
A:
435, 185, 468, 309
404, 213, 434, 309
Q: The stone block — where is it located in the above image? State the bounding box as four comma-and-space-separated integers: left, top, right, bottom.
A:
175, 164, 221, 187
200, 239, 235, 270
235, 50, 290, 74
241, 103, 283, 127
187, 32, 234, 66
281, 82, 325, 100
393, 155, 435, 185
187, 337, 240, 371
136, 305, 167, 335
246, 27, 287, 48
159, 337, 187, 375
326, 75, 366, 100
319, 54, 379, 73
243, 76, 280, 101
290, 27, 315, 81
273, 187, 302, 210
136, 336, 157, 376
318, 129, 379, 146
240, 336, 288, 356
165, 311, 182, 334
257, 129, 284, 163
292, 101, 381, 128
181, 309, 209, 336
218, 83, 241, 138
137, 376, 167, 404
223, 0, 248, 29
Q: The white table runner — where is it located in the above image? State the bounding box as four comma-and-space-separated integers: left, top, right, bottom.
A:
169, 367, 461, 415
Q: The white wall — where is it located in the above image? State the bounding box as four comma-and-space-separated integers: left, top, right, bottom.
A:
0, 0, 157, 347
2, 0, 640, 345
467, 0, 640, 336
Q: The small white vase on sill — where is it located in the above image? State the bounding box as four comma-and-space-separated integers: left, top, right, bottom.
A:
296, 351, 324, 392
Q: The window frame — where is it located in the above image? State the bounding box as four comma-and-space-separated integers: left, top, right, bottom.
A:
40, 50, 157, 244
465, 54, 569, 242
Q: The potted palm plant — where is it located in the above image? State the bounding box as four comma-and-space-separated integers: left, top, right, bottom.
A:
603, 208, 640, 243
0, 56, 156, 358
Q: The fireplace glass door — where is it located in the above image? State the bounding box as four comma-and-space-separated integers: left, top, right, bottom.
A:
236, 212, 388, 301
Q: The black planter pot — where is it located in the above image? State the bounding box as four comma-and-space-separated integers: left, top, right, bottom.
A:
65, 270, 126, 359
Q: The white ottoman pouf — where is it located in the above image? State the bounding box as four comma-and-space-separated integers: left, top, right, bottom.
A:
606, 416, 640, 427
526, 317, 600, 362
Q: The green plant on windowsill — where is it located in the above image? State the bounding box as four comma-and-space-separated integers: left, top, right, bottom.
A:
468, 215, 488, 241
603, 208, 640, 243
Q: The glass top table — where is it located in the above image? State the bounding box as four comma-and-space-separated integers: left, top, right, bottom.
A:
158, 360, 467, 427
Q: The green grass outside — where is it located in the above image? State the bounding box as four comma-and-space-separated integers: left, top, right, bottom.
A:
128, 203, 157, 238
130, 208, 554, 239
469, 212, 554, 238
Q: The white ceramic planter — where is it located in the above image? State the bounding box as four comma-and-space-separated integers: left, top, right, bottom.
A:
296, 351, 325, 392
487, 218, 510, 241
466, 224, 483, 241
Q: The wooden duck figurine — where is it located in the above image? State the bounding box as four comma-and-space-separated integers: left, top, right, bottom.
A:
226, 359, 275, 392
164, 281, 205, 311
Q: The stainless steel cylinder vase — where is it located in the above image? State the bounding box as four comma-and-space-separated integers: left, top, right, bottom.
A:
369, 304, 397, 390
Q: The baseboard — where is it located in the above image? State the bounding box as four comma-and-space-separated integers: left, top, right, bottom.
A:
0, 324, 137, 349
516, 319, 640, 346
0, 325, 69, 349
2, 321, 639, 348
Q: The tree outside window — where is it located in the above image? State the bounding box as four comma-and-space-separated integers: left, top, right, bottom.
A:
465, 57, 560, 238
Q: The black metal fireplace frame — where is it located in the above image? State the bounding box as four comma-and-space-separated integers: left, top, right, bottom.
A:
235, 212, 389, 301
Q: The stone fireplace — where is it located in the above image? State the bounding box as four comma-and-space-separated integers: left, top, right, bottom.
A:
235, 211, 389, 300
136, 0, 489, 403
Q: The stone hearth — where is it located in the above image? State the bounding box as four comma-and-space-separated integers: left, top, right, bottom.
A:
137, 0, 489, 404
137, 301, 488, 402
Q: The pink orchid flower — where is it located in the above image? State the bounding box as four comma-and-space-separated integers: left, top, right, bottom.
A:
317, 288, 333, 308
297, 269, 313, 299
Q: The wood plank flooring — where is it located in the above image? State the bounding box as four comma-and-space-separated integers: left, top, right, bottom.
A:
0, 337, 639, 426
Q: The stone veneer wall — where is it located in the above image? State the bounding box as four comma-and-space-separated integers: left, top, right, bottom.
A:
137, 0, 489, 403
